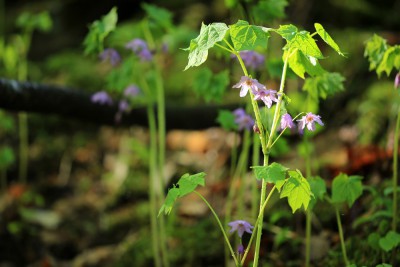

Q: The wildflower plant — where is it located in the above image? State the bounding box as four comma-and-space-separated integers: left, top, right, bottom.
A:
160, 20, 346, 266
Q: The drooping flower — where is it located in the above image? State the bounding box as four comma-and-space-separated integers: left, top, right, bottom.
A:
232, 76, 265, 97
237, 244, 244, 255
239, 50, 265, 70
395, 72, 400, 89
99, 48, 121, 66
280, 113, 295, 130
233, 108, 254, 131
125, 38, 153, 61
297, 112, 324, 132
124, 85, 140, 98
253, 88, 278, 108
228, 220, 254, 238
91, 91, 113, 105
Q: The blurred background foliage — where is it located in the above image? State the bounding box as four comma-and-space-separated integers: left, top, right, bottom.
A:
0, 0, 399, 266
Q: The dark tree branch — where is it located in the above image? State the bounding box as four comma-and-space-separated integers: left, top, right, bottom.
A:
0, 78, 238, 130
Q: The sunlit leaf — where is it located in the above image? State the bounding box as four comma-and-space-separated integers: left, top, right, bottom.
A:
229, 20, 270, 51
308, 176, 326, 209
275, 24, 298, 42
303, 72, 345, 100
379, 231, 400, 252
83, 7, 118, 55
253, 162, 288, 191
331, 173, 363, 207
280, 170, 313, 213
177, 172, 206, 197
158, 187, 180, 216
285, 49, 325, 79
376, 45, 400, 77
184, 22, 229, 70
314, 23, 344, 56
364, 34, 388, 71
16, 11, 53, 32
289, 31, 323, 59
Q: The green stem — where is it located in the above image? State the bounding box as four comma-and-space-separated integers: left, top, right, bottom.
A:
392, 108, 399, 232
147, 102, 162, 267
304, 133, 312, 267
335, 207, 350, 266
194, 191, 239, 267
18, 112, 28, 183
252, 133, 260, 219
241, 186, 276, 265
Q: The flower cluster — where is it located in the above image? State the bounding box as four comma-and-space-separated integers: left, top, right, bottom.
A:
126, 38, 153, 61
91, 91, 113, 105
233, 108, 254, 131
233, 76, 278, 108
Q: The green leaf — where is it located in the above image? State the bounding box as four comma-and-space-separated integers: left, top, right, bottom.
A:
158, 187, 180, 216
253, 162, 288, 191
331, 173, 363, 207
378, 231, 400, 252
177, 172, 206, 197
193, 68, 229, 103
216, 110, 238, 131
280, 170, 313, 213
229, 20, 270, 51
142, 3, 173, 30
0, 146, 15, 169
16, 11, 53, 32
251, 0, 288, 23
158, 172, 206, 216
314, 23, 344, 56
285, 49, 325, 79
184, 22, 229, 70
364, 34, 388, 71
302, 72, 345, 100
83, 7, 118, 55
376, 45, 400, 77
309, 176, 326, 200
367, 232, 381, 250
376, 264, 392, 267
289, 31, 323, 59
275, 24, 298, 42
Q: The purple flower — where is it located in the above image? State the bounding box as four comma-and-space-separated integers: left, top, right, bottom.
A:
253, 88, 278, 108
280, 113, 295, 130
297, 112, 324, 132
233, 108, 254, 131
125, 38, 153, 61
99, 48, 121, 66
228, 220, 254, 238
119, 99, 130, 113
124, 85, 140, 98
395, 72, 400, 89
237, 244, 244, 255
232, 76, 265, 97
239, 50, 265, 70
91, 91, 113, 105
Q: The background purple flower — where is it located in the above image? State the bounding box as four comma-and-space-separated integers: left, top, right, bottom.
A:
91, 91, 113, 105
99, 48, 121, 66
239, 50, 265, 70
228, 220, 254, 238
125, 38, 153, 61
233, 108, 254, 131
395, 72, 400, 89
124, 85, 140, 98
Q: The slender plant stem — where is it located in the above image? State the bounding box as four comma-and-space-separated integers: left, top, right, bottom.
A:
335, 207, 350, 266
241, 186, 276, 265
252, 134, 260, 219
147, 102, 162, 267
194, 191, 240, 267
392, 108, 399, 232
304, 131, 312, 267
